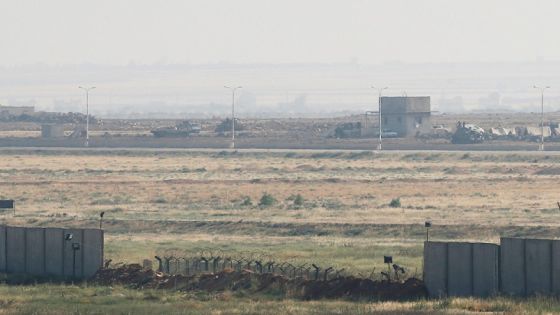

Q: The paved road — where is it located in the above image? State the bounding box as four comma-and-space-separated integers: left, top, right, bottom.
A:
2, 146, 560, 155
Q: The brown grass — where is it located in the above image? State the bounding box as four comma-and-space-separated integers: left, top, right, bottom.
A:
0, 150, 559, 274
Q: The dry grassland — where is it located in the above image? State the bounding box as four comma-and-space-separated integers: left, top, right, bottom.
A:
1, 149, 559, 274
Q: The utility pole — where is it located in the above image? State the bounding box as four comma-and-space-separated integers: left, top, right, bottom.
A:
534, 85, 550, 151
78, 86, 96, 147
224, 86, 242, 149
371, 86, 388, 150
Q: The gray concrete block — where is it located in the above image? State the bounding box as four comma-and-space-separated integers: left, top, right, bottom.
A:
423, 242, 448, 297
6, 226, 26, 273
552, 240, 560, 295
63, 229, 83, 278
82, 229, 103, 278
25, 228, 45, 275
0, 225, 6, 272
45, 228, 64, 276
500, 238, 526, 296
448, 243, 473, 297
525, 239, 552, 295
473, 243, 499, 297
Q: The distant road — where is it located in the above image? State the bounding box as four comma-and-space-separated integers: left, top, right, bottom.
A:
2, 146, 560, 155
0, 135, 559, 152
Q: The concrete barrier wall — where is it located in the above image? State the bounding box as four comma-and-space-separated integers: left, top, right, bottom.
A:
0, 225, 103, 279
525, 239, 551, 295
63, 229, 83, 277
26, 228, 45, 275
6, 226, 25, 273
83, 229, 104, 277
45, 228, 64, 276
426, 238, 560, 298
0, 226, 6, 272
473, 243, 499, 297
448, 243, 473, 297
499, 237, 525, 296
553, 241, 560, 295
500, 237, 560, 297
424, 242, 499, 298
423, 242, 447, 297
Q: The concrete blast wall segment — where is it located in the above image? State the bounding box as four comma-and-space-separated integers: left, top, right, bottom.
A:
423, 242, 447, 298
472, 243, 499, 297
6, 226, 25, 274
0, 225, 103, 279
63, 228, 83, 277
425, 238, 560, 298
0, 226, 6, 272
500, 237, 560, 296
83, 229, 104, 278
447, 243, 473, 297
25, 228, 45, 275
525, 239, 551, 295
45, 228, 64, 276
424, 242, 499, 298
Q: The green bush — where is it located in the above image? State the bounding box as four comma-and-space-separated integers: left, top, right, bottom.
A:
286, 194, 305, 205
293, 194, 305, 207
242, 196, 252, 206
259, 193, 277, 207
389, 198, 401, 208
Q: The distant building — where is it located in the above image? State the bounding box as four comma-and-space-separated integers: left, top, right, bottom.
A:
380, 96, 431, 137
0, 105, 35, 116
41, 124, 65, 138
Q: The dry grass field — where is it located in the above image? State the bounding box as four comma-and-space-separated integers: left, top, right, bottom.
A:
1, 148, 560, 313
0, 284, 559, 314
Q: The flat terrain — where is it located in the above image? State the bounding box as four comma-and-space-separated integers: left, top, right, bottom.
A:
2, 111, 560, 151
2, 148, 560, 313
0, 284, 559, 314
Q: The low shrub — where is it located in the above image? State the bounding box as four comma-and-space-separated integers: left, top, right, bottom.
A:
259, 193, 277, 207
389, 198, 401, 208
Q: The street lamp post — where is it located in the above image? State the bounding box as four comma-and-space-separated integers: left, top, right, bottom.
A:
371, 86, 388, 150
224, 85, 242, 149
534, 85, 550, 151
78, 86, 96, 147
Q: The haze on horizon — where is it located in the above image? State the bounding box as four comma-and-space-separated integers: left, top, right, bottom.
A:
1, 0, 559, 117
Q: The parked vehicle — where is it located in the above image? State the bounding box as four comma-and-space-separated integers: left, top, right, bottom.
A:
151, 121, 201, 137
451, 121, 485, 144
381, 129, 399, 138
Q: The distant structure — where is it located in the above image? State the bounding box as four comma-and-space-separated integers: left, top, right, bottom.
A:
0, 105, 35, 116
380, 96, 431, 137
41, 124, 65, 138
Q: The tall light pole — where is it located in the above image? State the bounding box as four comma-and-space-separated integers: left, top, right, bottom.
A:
371, 86, 388, 150
78, 86, 95, 147
224, 85, 242, 149
534, 85, 550, 151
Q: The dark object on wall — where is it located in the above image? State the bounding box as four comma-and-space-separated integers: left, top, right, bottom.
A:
0, 200, 14, 209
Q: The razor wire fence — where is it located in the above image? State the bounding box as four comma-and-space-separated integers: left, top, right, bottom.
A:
150, 248, 413, 282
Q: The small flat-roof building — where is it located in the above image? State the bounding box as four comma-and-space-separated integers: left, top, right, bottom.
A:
380, 96, 431, 137
41, 124, 65, 138
0, 105, 35, 116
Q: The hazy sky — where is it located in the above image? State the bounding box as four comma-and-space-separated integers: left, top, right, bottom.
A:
2, 0, 559, 66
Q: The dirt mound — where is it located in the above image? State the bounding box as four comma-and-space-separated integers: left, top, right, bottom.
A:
90, 264, 427, 300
